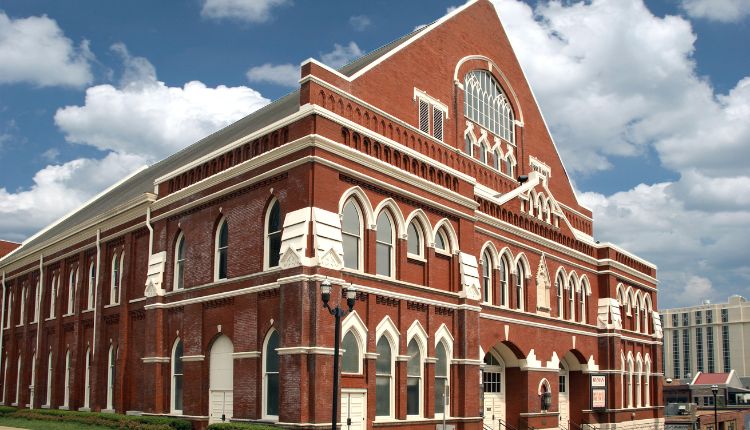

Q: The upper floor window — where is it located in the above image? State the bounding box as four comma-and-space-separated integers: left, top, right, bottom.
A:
67, 267, 77, 315
376, 211, 394, 277
174, 233, 185, 290
342, 199, 363, 270
87, 263, 95, 310
464, 70, 515, 144
265, 200, 282, 269
481, 251, 492, 305
215, 219, 229, 281
434, 228, 450, 254
415, 88, 447, 142
406, 221, 424, 259
515, 261, 525, 311
110, 253, 122, 305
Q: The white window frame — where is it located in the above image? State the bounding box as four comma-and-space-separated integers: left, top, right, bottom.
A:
171, 338, 183, 414
67, 268, 77, 316
405, 329, 426, 419
45, 351, 52, 407
87, 263, 95, 310
174, 232, 185, 291
341, 199, 364, 271
434, 229, 451, 256
515, 262, 525, 311
374, 334, 396, 420
568, 278, 576, 322
84, 347, 91, 408
214, 219, 229, 281
406, 220, 425, 260
481, 251, 493, 305
48, 276, 56, 319
110, 253, 122, 305
33, 280, 40, 323
107, 344, 116, 410
4, 291, 11, 328
499, 256, 510, 307
264, 199, 282, 270
434, 325, 453, 419
262, 329, 280, 421
556, 273, 565, 319
375, 211, 395, 278
18, 286, 26, 326
63, 349, 71, 408
14, 353, 21, 405
340, 311, 367, 376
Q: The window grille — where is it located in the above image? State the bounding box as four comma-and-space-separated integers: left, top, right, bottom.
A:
433, 108, 443, 141
419, 99, 430, 133
464, 70, 514, 143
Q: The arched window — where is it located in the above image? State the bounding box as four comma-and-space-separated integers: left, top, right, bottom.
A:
171, 339, 183, 414
215, 220, 229, 281
19, 286, 26, 325
406, 338, 422, 417
499, 256, 509, 307
479, 142, 488, 164
434, 228, 449, 254
45, 352, 52, 406
265, 200, 282, 269
49, 276, 56, 319
263, 330, 280, 419
63, 349, 71, 407
87, 263, 95, 310
464, 70, 515, 143
1, 354, 7, 404
33, 281, 40, 323
464, 133, 473, 155
627, 357, 634, 408
341, 331, 361, 374
634, 300, 641, 332
515, 262, 525, 311
376, 212, 394, 277
506, 156, 515, 177
406, 221, 424, 258
84, 347, 91, 408
636, 357, 643, 408
568, 279, 576, 322
110, 253, 121, 305
644, 358, 651, 407
174, 233, 185, 290
435, 341, 449, 416
375, 336, 393, 418
4, 290, 12, 328
15, 353, 21, 404
67, 268, 77, 315
342, 199, 363, 270
107, 345, 116, 410
580, 284, 588, 324
481, 251, 492, 304
556, 272, 565, 319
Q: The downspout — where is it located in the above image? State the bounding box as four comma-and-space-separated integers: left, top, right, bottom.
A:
32, 255, 44, 407
92, 229, 101, 355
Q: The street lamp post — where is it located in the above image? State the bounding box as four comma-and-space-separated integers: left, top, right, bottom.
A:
711, 384, 719, 430
320, 280, 357, 430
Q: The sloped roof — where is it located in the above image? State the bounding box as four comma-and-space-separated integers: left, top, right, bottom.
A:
337, 25, 429, 77
0, 240, 20, 258
2, 91, 300, 262
693, 372, 731, 385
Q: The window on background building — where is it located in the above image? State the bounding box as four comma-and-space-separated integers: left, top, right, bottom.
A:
672, 313, 679, 327
682, 312, 689, 326
215, 220, 229, 281
683, 329, 691, 378
87, 263, 95, 310
481, 251, 492, 304
706, 309, 713, 324
707, 327, 715, 373
435, 342, 449, 416
341, 331, 361, 374
696, 310, 702, 325
406, 221, 424, 258
672, 331, 681, 379
464, 70, 515, 143
722, 325, 731, 373
171, 339, 183, 414
376, 212, 394, 277
696, 327, 704, 372
406, 339, 422, 417
266, 200, 282, 268
342, 199, 362, 270
375, 336, 393, 418
721, 308, 728, 323
174, 233, 185, 290
263, 330, 280, 419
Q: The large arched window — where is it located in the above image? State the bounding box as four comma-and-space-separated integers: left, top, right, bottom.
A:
406, 338, 423, 417
342, 199, 363, 270
515, 262, 525, 311
49, 276, 55, 319
19, 286, 26, 325
481, 251, 492, 305
107, 345, 116, 410
215, 220, 229, 281
263, 330, 280, 420
174, 233, 185, 290
15, 353, 21, 404
627, 356, 634, 408
265, 200, 282, 269
434, 228, 450, 254
580, 279, 589, 324
87, 262, 95, 310
84, 347, 91, 409
67, 268, 77, 315
171, 339, 183, 414
568, 279, 576, 322
376, 212, 394, 277
45, 351, 52, 407
375, 336, 393, 418
556, 272, 565, 319
636, 357, 643, 408
110, 253, 121, 305
406, 221, 424, 259
464, 70, 515, 143
499, 256, 509, 307
341, 331, 361, 374
435, 341, 450, 417
63, 349, 71, 407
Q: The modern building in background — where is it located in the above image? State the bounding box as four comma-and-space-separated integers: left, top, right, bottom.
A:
0, 1, 662, 429
663, 296, 750, 381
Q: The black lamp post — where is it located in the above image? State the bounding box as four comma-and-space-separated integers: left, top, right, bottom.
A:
711, 384, 719, 430
321, 280, 357, 430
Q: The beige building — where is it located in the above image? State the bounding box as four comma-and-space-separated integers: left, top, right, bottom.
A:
663, 295, 750, 380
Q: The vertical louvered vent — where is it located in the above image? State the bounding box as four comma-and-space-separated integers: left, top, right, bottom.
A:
419, 99, 430, 133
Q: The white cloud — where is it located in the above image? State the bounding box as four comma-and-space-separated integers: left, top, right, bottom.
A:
349, 15, 372, 31
201, 0, 291, 23
0, 11, 93, 87
681, 0, 750, 22
320, 42, 363, 69
0, 44, 271, 241
246, 63, 299, 87
55, 44, 270, 160
492, 0, 750, 307
244, 41, 364, 87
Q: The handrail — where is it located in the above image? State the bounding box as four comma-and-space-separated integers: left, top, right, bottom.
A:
498, 418, 520, 430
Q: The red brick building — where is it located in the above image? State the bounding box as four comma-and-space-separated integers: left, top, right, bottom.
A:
0, 1, 663, 429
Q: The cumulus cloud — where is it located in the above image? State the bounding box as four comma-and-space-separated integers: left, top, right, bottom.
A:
0, 12, 93, 88
244, 41, 364, 87
246, 63, 299, 87
201, 0, 291, 23
681, 0, 750, 22
349, 15, 372, 31
0, 44, 270, 241
492, 0, 750, 307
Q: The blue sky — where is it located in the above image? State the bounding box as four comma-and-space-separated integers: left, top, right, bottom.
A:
1, 0, 749, 308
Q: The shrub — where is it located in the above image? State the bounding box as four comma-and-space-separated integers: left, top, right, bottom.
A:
10, 409, 191, 430
0, 406, 16, 415
207, 423, 280, 430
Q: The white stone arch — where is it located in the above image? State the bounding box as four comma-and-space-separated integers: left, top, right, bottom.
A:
513, 253, 532, 278
627, 351, 635, 408
579, 275, 591, 324
339, 186, 375, 229
434, 324, 453, 418
373, 198, 406, 238
375, 316, 401, 355
464, 122, 478, 156
537, 378, 551, 396
497, 247, 514, 266
528, 190, 538, 215
566, 271, 579, 292
579, 275, 592, 295
404, 209, 434, 243
432, 218, 459, 253
406, 320, 429, 359
341, 311, 368, 353
453, 55, 525, 123
434, 324, 454, 355
644, 353, 652, 407
636, 353, 643, 407
625, 287, 635, 315
479, 241, 499, 268
616, 283, 626, 306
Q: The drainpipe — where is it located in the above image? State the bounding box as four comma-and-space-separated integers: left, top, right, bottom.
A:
31, 255, 44, 407
92, 229, 101, 355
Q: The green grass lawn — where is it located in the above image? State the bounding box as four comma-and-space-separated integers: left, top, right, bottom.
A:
0, 416, 112, 430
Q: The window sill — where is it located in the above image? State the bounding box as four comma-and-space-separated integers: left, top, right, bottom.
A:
14, 324, 23, 328
434, 250, 452, 258
63, 313, 74, 317
45, 317, 55, 322
102, 409, 115, 414
41, 404, 51, 409
59, 406, 70, 410
78, 407, 91, 412
407, 254, 426, 263
104, 303, 119, 309
81, 309, 94, 314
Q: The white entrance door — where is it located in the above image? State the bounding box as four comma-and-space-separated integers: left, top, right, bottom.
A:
482, 356, 505, 430
341, 390, 366, 430
559, 365, 570, 429
209, 335, 234, 424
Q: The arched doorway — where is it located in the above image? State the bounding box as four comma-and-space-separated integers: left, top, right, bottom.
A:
208, 335, 234, 423
558, 361, 570, 428
482, 351, 506, 430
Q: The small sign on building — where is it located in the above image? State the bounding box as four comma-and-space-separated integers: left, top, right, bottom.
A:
590, 374, 607, 410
